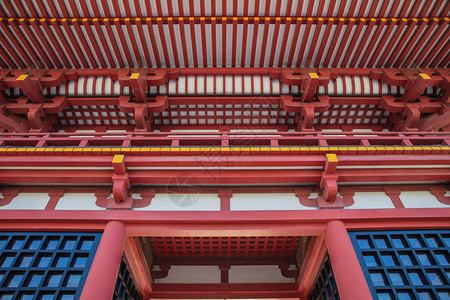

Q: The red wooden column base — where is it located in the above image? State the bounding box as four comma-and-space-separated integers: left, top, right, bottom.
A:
325, 220, 372, 300
80, 221, 126, 300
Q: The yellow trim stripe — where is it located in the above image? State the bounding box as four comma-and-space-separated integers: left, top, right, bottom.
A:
0, 146, 448, 156
3, 17, 443, 23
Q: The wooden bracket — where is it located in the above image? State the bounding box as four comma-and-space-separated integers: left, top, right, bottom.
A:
118, 70, 171, 102
280, 70, 330, 89
320, 153, 339, 202
129, 73, 148, 102
95, 188, 111, 207
429, 186, 450, 205
301, 73, 320, 101
134, 189, 155, 208
381, 95, 443, 131
384, 187, 404, 208
151, 263, 171, 279
218, 189, 233, 211
119, 95, 168, 131
402, 73, 432, 102
417, 109, 450, 132
317, 154, 344, 208
280, 94, 329, 131
339, 187, 356, 207
0, 105, 30, 132
15, 74, 45, 103
0, 188, 19, 206
294, 187, 317, 207
278, 262, 299, 279
111, 154, 131, 204
45, 188, 65, 210
440, 76, 449, 104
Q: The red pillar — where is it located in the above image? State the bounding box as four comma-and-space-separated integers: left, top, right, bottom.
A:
325, 220, 372, 300
80, 221, 126, 300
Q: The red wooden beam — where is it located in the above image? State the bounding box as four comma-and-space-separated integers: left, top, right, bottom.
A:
80, 221, 126, 300
14, 74, 45, 103
150, 283, 299, 299
1, 67, 448, 78
0, 209, 449, 235
297, 236, 327, 298
325, 220, 372, 299
0, 167, 447, 186
401, 73, 433, 102
0, 154, 448, 168
124, 236, 153, 298
0, 108, 29, 132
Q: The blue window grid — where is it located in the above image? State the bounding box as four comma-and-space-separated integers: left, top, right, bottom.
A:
349, 230, 450, 300
113, 258, 142, 300
308, 254, 340, 300
0, 232, 101, 300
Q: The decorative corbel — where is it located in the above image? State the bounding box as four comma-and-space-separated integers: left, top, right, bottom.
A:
294, 187, 317, 207
26, 96, 67, 132
299, 103, 317, 131
14, 74, 45, 103
281, 95, 329, 131
301, 73, 320, 101
118, 70, 173, 102
429, 186, 450, 205
219, 263, 231, 283
218, 189, 233, 211
129, 73, 148, 102
278, 262, 299, 278
280, 70, 303, 86
0, 105, 30, 132
106, 154, 133, 209
279, 71, 330, 100
320, 153, 338, 202
119, 95, 168, 131
316, 154, 345, 209
151, 263, 171, 279
376, 70, 445, 103
417, 109, 450, 132
339, 187, 356, 207
381, 95, 442, 131
95, 187, 111, 207
45, 188, 65, 210
133, 104, 151, 131
400, 103, 422, 131
36, 69, 69, 87
384, 187, 405, 208
0, 95, 67, 133
27, 104, 50, 132
375, 69, 405, 86
440, 76, 449, 104
0, 188, 19, 206
0, 81, 5, 104
401, 73, 432, 102
133, 189, 155, 208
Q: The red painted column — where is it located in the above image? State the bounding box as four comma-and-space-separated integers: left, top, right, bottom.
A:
325, 220, 372, 300
80, 221, 126, 300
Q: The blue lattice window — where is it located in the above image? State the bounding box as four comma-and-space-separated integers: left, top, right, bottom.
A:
308, 255, 340, 300
113, 258, 142, 300
0, 232, 101, 300
350, 230, 450, 300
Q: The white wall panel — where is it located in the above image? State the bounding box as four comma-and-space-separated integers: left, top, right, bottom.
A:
55, 193, 106, 210
229, 265, 295, 283
135, 193, 220, 211
400, 191, 449, 208
155, 266, 220, 283
0, 193, 49, 210
345, 192, 395, 209
230, 193, 317, 211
